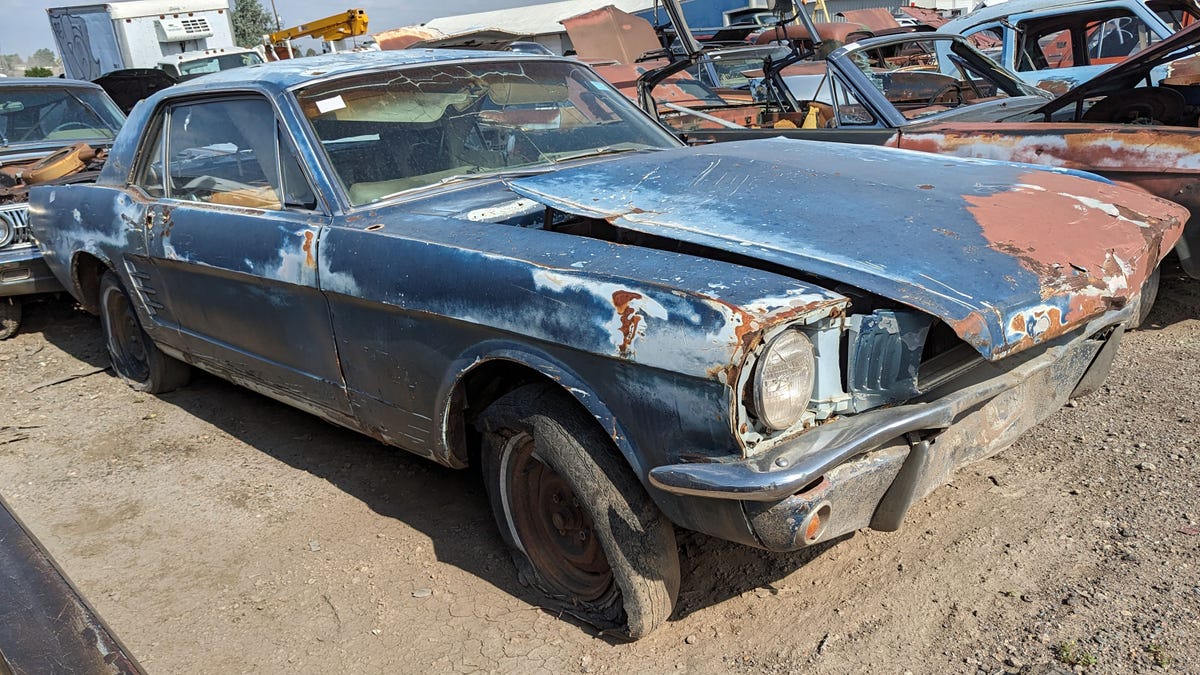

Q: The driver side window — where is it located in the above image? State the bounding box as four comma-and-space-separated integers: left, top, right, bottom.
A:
164, 98, 281, 209
133, 97, 319, 211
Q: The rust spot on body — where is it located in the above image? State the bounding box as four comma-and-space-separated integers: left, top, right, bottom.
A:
302, 230, 316, 269
611, 289, 644, 357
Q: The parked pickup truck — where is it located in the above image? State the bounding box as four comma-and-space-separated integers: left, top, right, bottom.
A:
29, 49, 1185, 638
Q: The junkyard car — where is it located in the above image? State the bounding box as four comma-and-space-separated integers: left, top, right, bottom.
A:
668, 31, 1200, 300
0, 78, 124, 338
941, 0, 1198, 93
29, 50, 1185, 638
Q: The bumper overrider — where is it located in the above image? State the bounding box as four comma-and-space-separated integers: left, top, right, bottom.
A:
650, 313, 1126, 552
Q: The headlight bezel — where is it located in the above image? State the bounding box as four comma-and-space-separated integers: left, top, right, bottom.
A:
0, 218, 12, 249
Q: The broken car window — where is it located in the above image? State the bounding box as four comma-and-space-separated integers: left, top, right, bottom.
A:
294, 60, 680, 206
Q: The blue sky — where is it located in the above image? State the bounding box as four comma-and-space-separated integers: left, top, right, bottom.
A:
0, 0, 546, 58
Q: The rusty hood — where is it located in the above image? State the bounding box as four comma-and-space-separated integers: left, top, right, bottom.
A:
508, 138, 1185, 360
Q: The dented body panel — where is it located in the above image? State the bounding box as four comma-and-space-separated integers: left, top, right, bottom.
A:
674, 32, 1200, 278
27, 50, 1182, 554
509, 139, 1183, 360
893, 123, 1200, 275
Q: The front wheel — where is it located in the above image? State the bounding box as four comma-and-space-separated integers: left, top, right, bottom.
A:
98, 271, 190, 393
476, 384, 679, 639
0, 298, 20, 340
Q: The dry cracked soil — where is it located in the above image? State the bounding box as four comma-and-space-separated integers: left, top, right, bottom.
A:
0, 262, 1197, 674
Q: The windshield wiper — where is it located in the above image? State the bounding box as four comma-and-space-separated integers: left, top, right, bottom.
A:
367, 166, 559, 203
549, 145, 654, 163
435, 165, 559, 186
63, 89, 114, 136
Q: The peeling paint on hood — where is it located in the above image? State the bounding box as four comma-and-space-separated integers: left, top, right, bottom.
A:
508, 138, 1186, 360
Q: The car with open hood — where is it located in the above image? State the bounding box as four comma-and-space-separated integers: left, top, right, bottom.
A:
625, 5, 1200, 306
0, 77, 124, 338
28, 49, 1185, 639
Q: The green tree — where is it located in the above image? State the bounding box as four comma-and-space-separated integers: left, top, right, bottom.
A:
0, 54, 21, 74
231, 0, 274, 48
28, 48, 58, 68
25, 66, 53, 77
304, 48, 317, 57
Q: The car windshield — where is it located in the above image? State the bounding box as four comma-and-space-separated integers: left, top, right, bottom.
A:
296, 59, 681, 206
176, 51, 265, 80
841, 37, 1050, 121
0, 86, 124, 146
692, 46, 790, 89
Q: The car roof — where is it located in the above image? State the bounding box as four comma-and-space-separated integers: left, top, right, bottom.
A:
943, 0, 1152, 31
0, 77, 107, 91
165, 49, 557, 95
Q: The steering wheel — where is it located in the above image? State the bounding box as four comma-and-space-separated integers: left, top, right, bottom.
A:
927, 83, 964, 106
48, 121, 96, 135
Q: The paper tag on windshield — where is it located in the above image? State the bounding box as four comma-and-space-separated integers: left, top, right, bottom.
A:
315, 95, 346, 114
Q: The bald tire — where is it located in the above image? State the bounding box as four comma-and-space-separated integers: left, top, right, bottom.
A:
476, 384, 679, 640
99, 271, 190, 393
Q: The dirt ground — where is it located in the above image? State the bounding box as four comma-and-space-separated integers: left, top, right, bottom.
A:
1, 263, 1197, 674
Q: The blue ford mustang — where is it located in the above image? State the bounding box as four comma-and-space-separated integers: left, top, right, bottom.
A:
28, 49, 1184, 638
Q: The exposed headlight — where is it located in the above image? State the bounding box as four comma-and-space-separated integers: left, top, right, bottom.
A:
752, 329, 816, 431
0, 218, 12, 248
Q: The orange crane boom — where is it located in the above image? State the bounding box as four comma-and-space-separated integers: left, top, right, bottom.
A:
265, 9, 369, 59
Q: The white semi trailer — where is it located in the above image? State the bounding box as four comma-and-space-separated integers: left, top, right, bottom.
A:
48, 0, 263, 81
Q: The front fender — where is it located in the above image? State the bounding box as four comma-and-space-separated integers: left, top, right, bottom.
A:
434, 340, 648, 478
434, 339, 766, 548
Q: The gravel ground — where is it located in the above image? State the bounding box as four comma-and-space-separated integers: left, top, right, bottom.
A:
0, 262, 1196, 674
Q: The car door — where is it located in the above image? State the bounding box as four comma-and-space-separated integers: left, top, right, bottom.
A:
133, 95, 352, 421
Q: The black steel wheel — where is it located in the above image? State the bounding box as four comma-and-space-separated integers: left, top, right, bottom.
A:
98, 271, 189, 393
476, 384, 679, 639
0, 298, 20, 340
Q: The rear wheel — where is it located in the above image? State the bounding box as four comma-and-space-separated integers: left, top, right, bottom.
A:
0, 299, 20, 340
476, 384, 679, 639
98, 271, 190, 393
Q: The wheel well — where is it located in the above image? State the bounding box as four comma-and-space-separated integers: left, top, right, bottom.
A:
71, 253, 108, 315
447, 360, 598, 469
